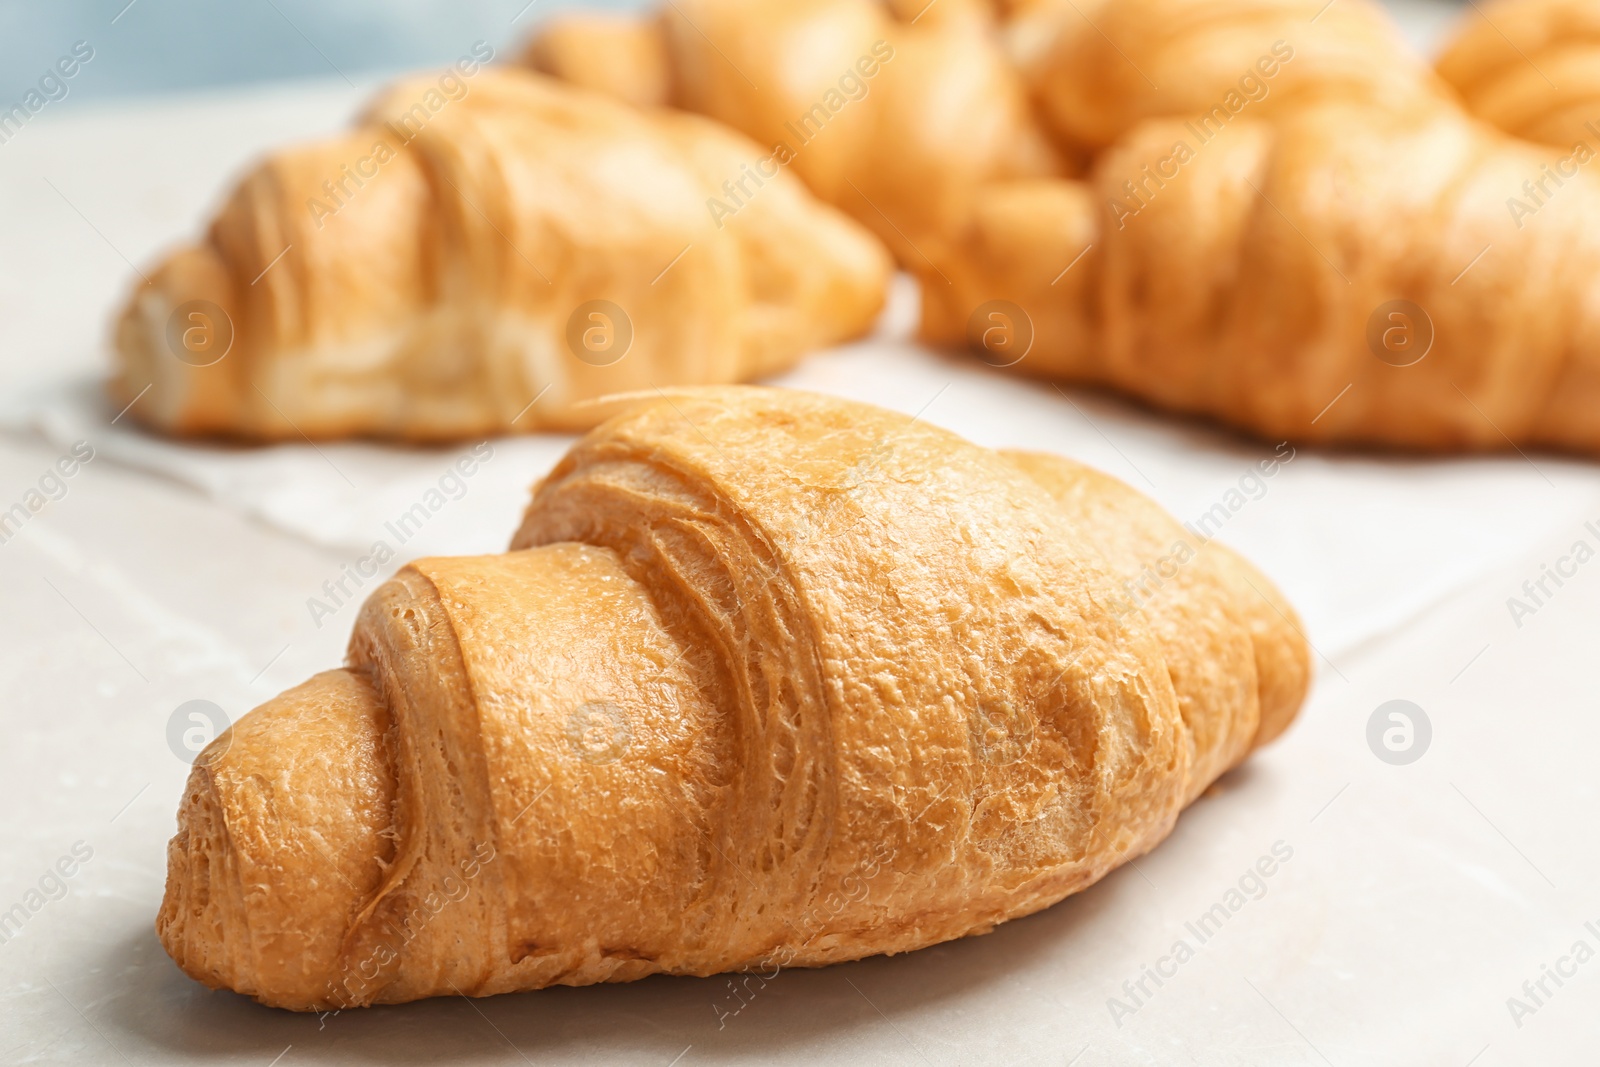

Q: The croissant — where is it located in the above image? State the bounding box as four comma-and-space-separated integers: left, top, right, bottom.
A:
522, 0, 1064, 270
157, 387, 1308, 1011
923, 91, 1600, 452
1437, 0, 1600, 148
112, 66, 889, 440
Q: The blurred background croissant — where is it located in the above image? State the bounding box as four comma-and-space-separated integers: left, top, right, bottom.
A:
17, 0, 1600, 452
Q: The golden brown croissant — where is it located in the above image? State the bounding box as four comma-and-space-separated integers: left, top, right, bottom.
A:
112, 65, 890, 440
522, 0, 1064, 269
924, 92, 1600, 452
157, 387, 1308, 1011
1437, 0, 1600, 148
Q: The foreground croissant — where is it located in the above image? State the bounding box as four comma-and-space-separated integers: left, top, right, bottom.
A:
112, 66, 888, 440
159, 387, 1309, 1010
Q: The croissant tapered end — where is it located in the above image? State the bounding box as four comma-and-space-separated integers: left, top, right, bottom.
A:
1002, 450, 1310, 777
917, 179, 1100, 379
158, 669, 395, 1011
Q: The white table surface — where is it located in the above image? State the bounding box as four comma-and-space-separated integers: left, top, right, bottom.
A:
7, 7, 1600, 1065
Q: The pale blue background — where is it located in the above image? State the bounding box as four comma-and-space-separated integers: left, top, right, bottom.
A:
0, 0, 646, 104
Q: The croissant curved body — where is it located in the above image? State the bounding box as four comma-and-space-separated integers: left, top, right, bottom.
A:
1437, 0, 1600, 149
112, 68, 890, 440
157, 388, 1308, 1010
924, 96, 1600, 451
